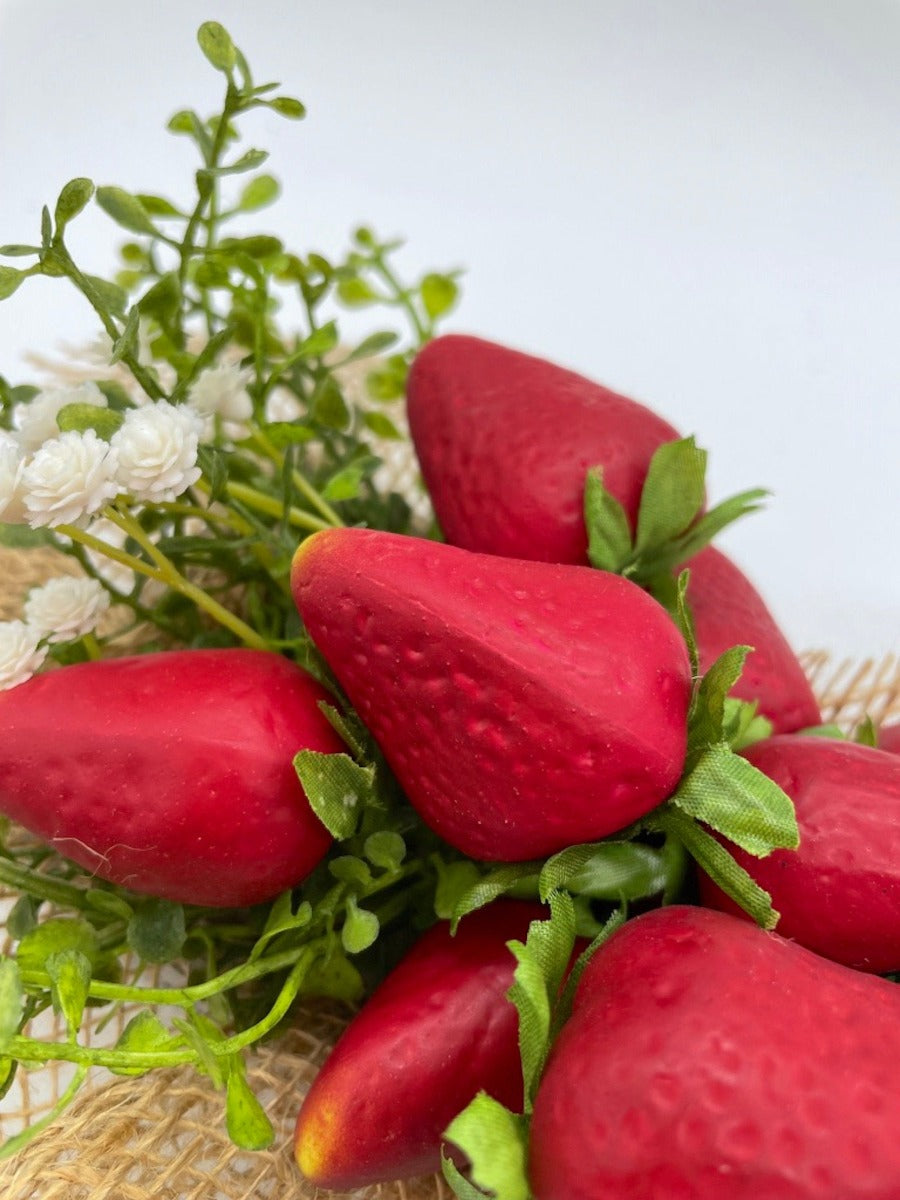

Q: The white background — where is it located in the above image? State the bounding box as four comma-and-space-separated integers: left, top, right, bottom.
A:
0, 0, 897, 660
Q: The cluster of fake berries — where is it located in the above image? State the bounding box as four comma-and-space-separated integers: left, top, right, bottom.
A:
2, 334, 900, 1197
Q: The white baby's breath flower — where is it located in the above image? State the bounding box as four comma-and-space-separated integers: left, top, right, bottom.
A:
111, 400, 203, 502
24, 576, 110, 644
22, 429, 120, 529
0, 434, 27, 524
0, 620, 47, 690
12, 381, 108, 452
188, 363, 254, 424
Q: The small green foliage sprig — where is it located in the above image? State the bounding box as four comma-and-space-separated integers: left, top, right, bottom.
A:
0, 19, 463, 1155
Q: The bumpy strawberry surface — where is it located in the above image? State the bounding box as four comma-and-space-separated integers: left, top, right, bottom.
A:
407, 333, 680, 563
530, 905, 900, 1200
699, 735, 900, 971
0, 649, 337, 906
684, 546, 820, 733
294, 900, 540, 1187
291, 528, 692, 861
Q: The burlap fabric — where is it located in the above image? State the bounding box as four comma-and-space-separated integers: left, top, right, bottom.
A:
0, 540, 898, 1198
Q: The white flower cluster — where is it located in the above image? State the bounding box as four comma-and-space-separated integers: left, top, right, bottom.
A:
1, 381, 213, 530
0, 575, 109, 691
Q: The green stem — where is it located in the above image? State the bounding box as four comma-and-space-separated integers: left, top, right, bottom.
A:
248, 429, 344, 528
102, 504, 271, 650
0, 857, 96, 912
224, 480, 331, 534
372, 250, 427, 343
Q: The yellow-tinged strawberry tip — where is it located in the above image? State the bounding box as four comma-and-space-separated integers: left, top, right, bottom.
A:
293, 1095, 340, 1181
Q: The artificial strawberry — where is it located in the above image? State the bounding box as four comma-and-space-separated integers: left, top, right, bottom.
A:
530, 904, 900, 1199
291, 527, 692, 861
406, 333, 680, 563
295, 899, 541, 1188
684, 546, 820, 733
878, 721, 900, 754
0, 649, 338, 906
698, 734, 900, 971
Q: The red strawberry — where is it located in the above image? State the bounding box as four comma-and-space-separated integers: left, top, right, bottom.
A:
294, 899, 540, 1187
530, 904, 900, 1200
406, 333, 680, 563
0, 649, 338, 906
684, 546, 820, 733
698, 734, 900, 971
879, 721, 900, 754
291, 528, 691, 861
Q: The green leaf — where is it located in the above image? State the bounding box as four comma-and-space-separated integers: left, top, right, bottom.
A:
673, 568, 699, 679
366, 356, 408, 402
363, 831, 406, 871
688, 645, 751, 755
237, 174, 280, 212
311, 377, 350, 431
336, 277, 379, 306
341, 894, 380, 954
553, 907, 625, 1035
203, 149, 269, 178
584, 466, 633, 573
451, 863, 542, 930
197, 444, 229, 504
362, 410, 402, 440
294, 321, 339, 360
0, 266, 24, 301
539, 840, 671, 903
0, 959, 24, 1052
96, 187, 160, 237
269, 95, 306, 119
655, 805, 779, 929
198, 21, 238, 73
299, 948, 364, 1002
321, 460, 371, 502
110, 1011, 176, 1076
6, 895, 38, 941
329, 855, 373, 887
45, 949, 92, 1036
672, 742, 799, 858
294, 749, 376, 839
798, 723, 847, 740
225, 1056, 275, 1150
443, 1093, 531, 1200
670, 488, 769, 567
137, 272, 179, 322
855, 715, 878, 747
127, 899, 186, 964
342, 330, 399, 364
84, 274, 128, 316
55, 403, 123, 440
0, 1057, 18, 1103
0, 522, 53, 549
261, 421, 315, 448
17, 918, 100, 976
0, 244, 41, 257
421, 273, 460, 320
634, 436, 707, 555
54, 178, 95, 233
135, 193, 182, 217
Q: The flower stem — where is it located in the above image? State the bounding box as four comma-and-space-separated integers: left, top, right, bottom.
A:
224, 481, 331, 534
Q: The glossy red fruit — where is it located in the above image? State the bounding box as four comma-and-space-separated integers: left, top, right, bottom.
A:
0, 649, 338, 906
878, 721, 900, 754
530, 905, 900, 1200
291, 528, 691, 861
295, 900, 541, 1188
407, 333, 680, 564
684, 546, 820, 733
698, 735, 900, 971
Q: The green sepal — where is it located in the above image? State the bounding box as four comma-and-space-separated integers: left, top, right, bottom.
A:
673, 568, 699, 679
293, 749, 377, 839
584, 466, 632, 573
634, 436, 706, 556
55, 403, 124, 440
672, 742, 799, 859
551, 907, 625, 1041
451, 863, 542, 932
855, 716, 878, 747
506, 892, 574, 1112
723, 698, 773, 751
443, 1093, 531, 1200
0, 959, 24, 1053
225, 1054, 275, 1150
45, 949, 92, 1037
687, 645, 752, 758
539, 840, 678, 904
441, 1151, 494, 1200
654, 805, 780, 929
797, 723, 847, 740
